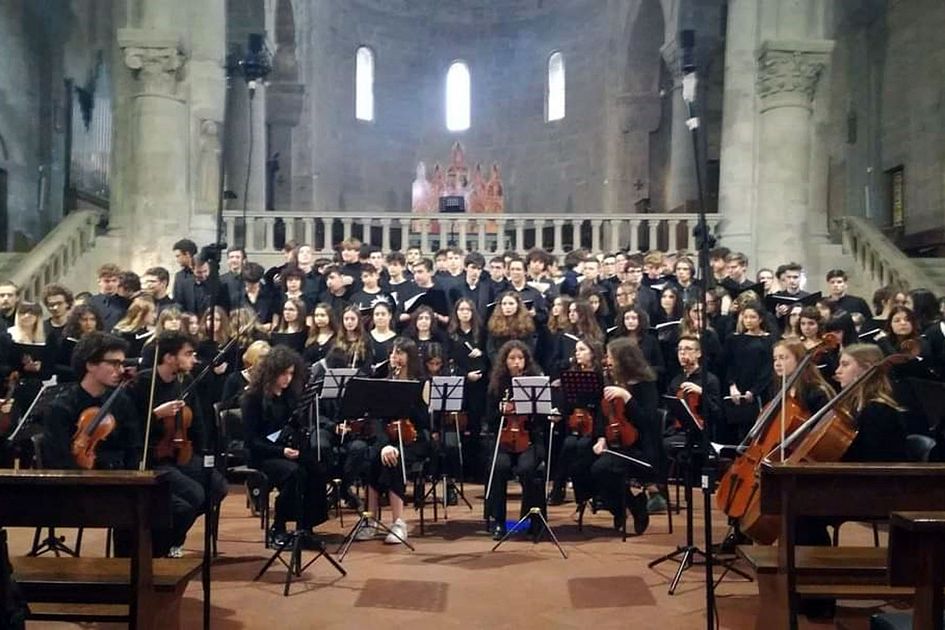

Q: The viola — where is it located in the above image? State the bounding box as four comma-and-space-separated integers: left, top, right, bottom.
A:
386, 418, 418, 445
443, 411, 469, 433
676, 385, 704, 431
497, 397, 531, 453
154, 403, 194, 466
72, 381, 129, 470
0, 371, 18, 437
602, 396, 639, 448
567, 408, 594, 437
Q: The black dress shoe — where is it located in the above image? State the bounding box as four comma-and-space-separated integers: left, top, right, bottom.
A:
267, 527, 291, 548
547, 485, 566, 506
297, 531, 326, 551
492, 525, 507, 541
628, 491, 650, 535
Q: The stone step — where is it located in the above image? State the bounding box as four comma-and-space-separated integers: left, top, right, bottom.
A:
0, 253, 26, 278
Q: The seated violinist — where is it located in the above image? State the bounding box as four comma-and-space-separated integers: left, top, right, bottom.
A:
39, 332, 139, 471
589, 337, 659, 535
129, 330, 228, 557
485, 340, 548, 541
354, 337, 431, 545
548, 339, 604, 517
241, 346, 329, 547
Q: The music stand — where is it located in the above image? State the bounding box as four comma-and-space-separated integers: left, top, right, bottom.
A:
254, 375, 347, 595
551, 370, 604, 499
648, 395, 752, 593
321, 368, 357, 445
335, 378, 421, 560
427, 376, 473, 513
492, 376, 567, 559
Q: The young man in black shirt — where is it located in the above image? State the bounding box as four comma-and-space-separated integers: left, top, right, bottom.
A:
88, 263, 129, 331
825, 269, 872, 320
448, 252, 494, 318
142, 266, 178, 314
349, 264, 395, 319
129, 330, 228, 557
39, 332, 139, 471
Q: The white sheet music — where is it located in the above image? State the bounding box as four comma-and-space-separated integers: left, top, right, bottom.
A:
511, 376, 553, 415
429, 376, 465, 412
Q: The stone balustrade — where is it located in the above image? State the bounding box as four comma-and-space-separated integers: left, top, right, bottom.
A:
10, 210, 101, 302
222, 211, 721, 259
839, 216, 942, 293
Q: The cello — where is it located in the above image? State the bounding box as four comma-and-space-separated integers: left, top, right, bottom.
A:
740, 346, 913, 544
716, 333, 840, 519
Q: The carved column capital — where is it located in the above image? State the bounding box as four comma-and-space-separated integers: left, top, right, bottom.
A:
756, 39, 834, 111
118, 29, 186, 97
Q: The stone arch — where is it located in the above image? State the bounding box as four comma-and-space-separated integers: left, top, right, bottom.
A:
271, 0, 298, 81
626, 0, 665, 94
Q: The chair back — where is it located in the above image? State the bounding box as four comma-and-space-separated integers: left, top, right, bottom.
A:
906, 433, 937, 463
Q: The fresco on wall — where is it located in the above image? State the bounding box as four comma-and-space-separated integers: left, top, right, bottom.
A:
411, 141, 503, 233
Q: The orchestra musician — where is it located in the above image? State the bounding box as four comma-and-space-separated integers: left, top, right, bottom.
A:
241, 346, 329, 547
220, 340, 271, 407
39, 332, 139, 471
590, 337, 659, 535
485, 339, 547, 541
129, 330, 228, 557
548, 339, 605, 516
354, 337, 430, 545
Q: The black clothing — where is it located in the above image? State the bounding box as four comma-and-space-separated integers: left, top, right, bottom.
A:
236, 285, 279, 325
88, 294, 129, 332
667, 368, 724, 432
39, 383, 140, 470
302, 334, 336, 365
448, 280, 495, 319
270, 330, 308, 354
830, 294, 872, 321
221, 370, 250, 408
721, 333, 775, 442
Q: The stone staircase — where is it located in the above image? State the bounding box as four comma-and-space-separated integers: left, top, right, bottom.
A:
910, 259, 945, 294
0, 253, 26, 280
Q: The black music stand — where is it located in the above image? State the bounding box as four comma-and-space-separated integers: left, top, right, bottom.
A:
648, 396, 752, 593
254, 374, 347, 596
427, 376, 473, 513
491, 376, 567, 559
335, 378, 420, 560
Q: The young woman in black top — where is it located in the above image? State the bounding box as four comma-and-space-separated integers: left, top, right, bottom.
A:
406, 305, 446, 366
484, 340, 547, 540
721, 304, 774, 443
270, 297, 308, 354
486, 292, 536, 364
367, 302, 397, 375
302, 303, 338, 365
355, 337, 430, 545
448, 297, 488, 474
769, 339, 835, 419
589, 337, 658, 535
548, 338, 605, 515
612, 305, 664, 377
241, 346, 328, 546
335, 305, 373, 372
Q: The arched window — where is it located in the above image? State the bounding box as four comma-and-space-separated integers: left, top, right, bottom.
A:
355, 46, 374, 122
547, 51, 565, 122
446, 61, 471, 132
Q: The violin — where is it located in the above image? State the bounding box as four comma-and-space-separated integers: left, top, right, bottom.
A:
675, 385, 704, 431
443, 411, 469, 433
153, 376, 194, 466
602, 396, 639, 448
72, 380, 130, 469
567, 408, 594, 437
386, 418, 418, 445
498, 393, 531, 454
0, 372, 18, 437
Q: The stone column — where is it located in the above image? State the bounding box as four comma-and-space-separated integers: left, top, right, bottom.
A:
117, 28, 188, 269
716, 0, 759, 258
660, 40, 698, 213
225, 81, 267, 216
266, 82, 304, 210
754, 39, 833, 267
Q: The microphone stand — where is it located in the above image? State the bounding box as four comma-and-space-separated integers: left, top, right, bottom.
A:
682, 47, 717, 630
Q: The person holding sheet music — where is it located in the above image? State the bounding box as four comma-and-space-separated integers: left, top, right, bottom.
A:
130, 330, 228, 557
8, 302, 49, 411
720, 303, 775, 443
485, 340, 548, 540
448, 297, 488, 465
241, 346, 329, 547
548, 339, 605, 512
354, 337, 430, 545
407, 305, 448, 366
302, 303, 338, 364
366, 302, 397, 376
590, 337, 658, 535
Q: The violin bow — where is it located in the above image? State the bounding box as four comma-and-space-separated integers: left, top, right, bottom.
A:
139, 336, 162, 471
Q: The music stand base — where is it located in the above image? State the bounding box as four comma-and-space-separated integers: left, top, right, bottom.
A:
491, 508, 567, 559
647, 544, 752, 594
336, 511, 415, 562
28, 528, 79, 558
254, 531, 346, 596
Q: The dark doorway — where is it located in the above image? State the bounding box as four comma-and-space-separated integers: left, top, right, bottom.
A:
0, 168, 7, 251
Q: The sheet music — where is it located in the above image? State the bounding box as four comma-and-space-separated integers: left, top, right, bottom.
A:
322, 368, 358, 399
511, 376, 553, 415
429, 376, 465, 412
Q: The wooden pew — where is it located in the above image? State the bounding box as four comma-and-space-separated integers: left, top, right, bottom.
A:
888, 511, 945, 630
0, 469, 198, 630
735, 462, 945, 630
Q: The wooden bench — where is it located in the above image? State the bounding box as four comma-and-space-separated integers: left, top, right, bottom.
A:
0, 469, 192, 630
735, 462, 945, 630
12, 556, 202, 626
887, 511, 945, 630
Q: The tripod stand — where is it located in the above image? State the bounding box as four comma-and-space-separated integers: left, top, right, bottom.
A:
492, 507, 567, 559
254, 379, 345, 595
425, 378, 474, 517
646, 410, 752, 593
